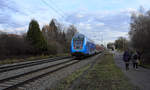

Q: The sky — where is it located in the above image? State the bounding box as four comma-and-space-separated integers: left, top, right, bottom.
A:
0, 0, 149, 45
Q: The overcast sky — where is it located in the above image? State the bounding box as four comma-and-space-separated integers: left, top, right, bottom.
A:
0, 0, 149, 45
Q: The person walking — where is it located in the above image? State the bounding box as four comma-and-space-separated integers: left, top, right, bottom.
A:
123, 49, 131, 70
132, 51, 139, 70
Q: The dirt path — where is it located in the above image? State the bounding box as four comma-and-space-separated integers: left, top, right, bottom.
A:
114, 51, 150, 90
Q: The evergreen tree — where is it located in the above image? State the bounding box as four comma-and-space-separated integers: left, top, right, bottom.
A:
27, 19, 47, 53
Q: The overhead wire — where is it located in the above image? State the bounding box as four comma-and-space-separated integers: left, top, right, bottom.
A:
48, 0, 66, 15
41, 0, 73, 26
41, 0, 65, 19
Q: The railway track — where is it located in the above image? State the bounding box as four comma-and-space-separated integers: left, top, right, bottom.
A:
0, 56, 71, 73
0, 57, 78, 90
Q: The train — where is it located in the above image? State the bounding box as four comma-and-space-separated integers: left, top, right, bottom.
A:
70, 33, 104, 57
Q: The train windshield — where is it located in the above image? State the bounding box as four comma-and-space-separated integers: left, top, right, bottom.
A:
73, 34, 84, 49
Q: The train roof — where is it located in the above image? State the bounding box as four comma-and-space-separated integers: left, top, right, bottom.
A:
73, 33, 85, 38
73, 33, 95, 44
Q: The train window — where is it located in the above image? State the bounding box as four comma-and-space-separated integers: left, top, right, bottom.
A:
73, 34, 84, 40
73, 36, 84, 41
73, 35, 84, 49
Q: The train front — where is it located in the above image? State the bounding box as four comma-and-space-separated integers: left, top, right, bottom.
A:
71, 34, 86, 57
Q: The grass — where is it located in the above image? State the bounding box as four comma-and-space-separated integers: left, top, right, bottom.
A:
74, 53, 139, 90
51, 53, 139, 90
0, 53, 70, 65
50, 64, 90, 90
140, 64, 150, 69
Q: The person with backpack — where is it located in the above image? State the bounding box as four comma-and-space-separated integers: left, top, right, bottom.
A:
132, 51, 139, 70
123, 49, 131, 70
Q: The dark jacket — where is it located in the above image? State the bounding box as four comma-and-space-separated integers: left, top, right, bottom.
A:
123, 51, 131, 62
132, 53, 138, 63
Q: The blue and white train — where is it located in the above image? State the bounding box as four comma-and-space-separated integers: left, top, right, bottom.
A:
70, 33, 96, 57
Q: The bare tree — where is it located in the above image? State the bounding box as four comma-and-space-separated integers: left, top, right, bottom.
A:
0, 33, 34, 60
129, 8, 150, 63
114, 37, 129, 51
66, 25, 78, 42
42, 19, 78, 54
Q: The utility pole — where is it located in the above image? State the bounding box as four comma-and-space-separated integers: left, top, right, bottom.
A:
123, 38, 125, 50
102, 33, 103, 45
100, 32, 103, 45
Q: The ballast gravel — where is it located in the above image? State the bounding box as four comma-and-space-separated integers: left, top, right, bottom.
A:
16, 54, 101, 90
0, 58, 72, 81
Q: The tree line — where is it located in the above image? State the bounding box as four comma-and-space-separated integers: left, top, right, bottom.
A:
0, 19, 77, 60
114, 37, 129, 51
129, 8, 150, 64
113, 7, 150, 64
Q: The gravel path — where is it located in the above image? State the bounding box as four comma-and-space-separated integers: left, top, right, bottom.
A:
16, 54, 101, 90
114, 51, 150, 90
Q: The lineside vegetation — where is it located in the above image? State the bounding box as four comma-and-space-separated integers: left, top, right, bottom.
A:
0, 19, 77, 61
